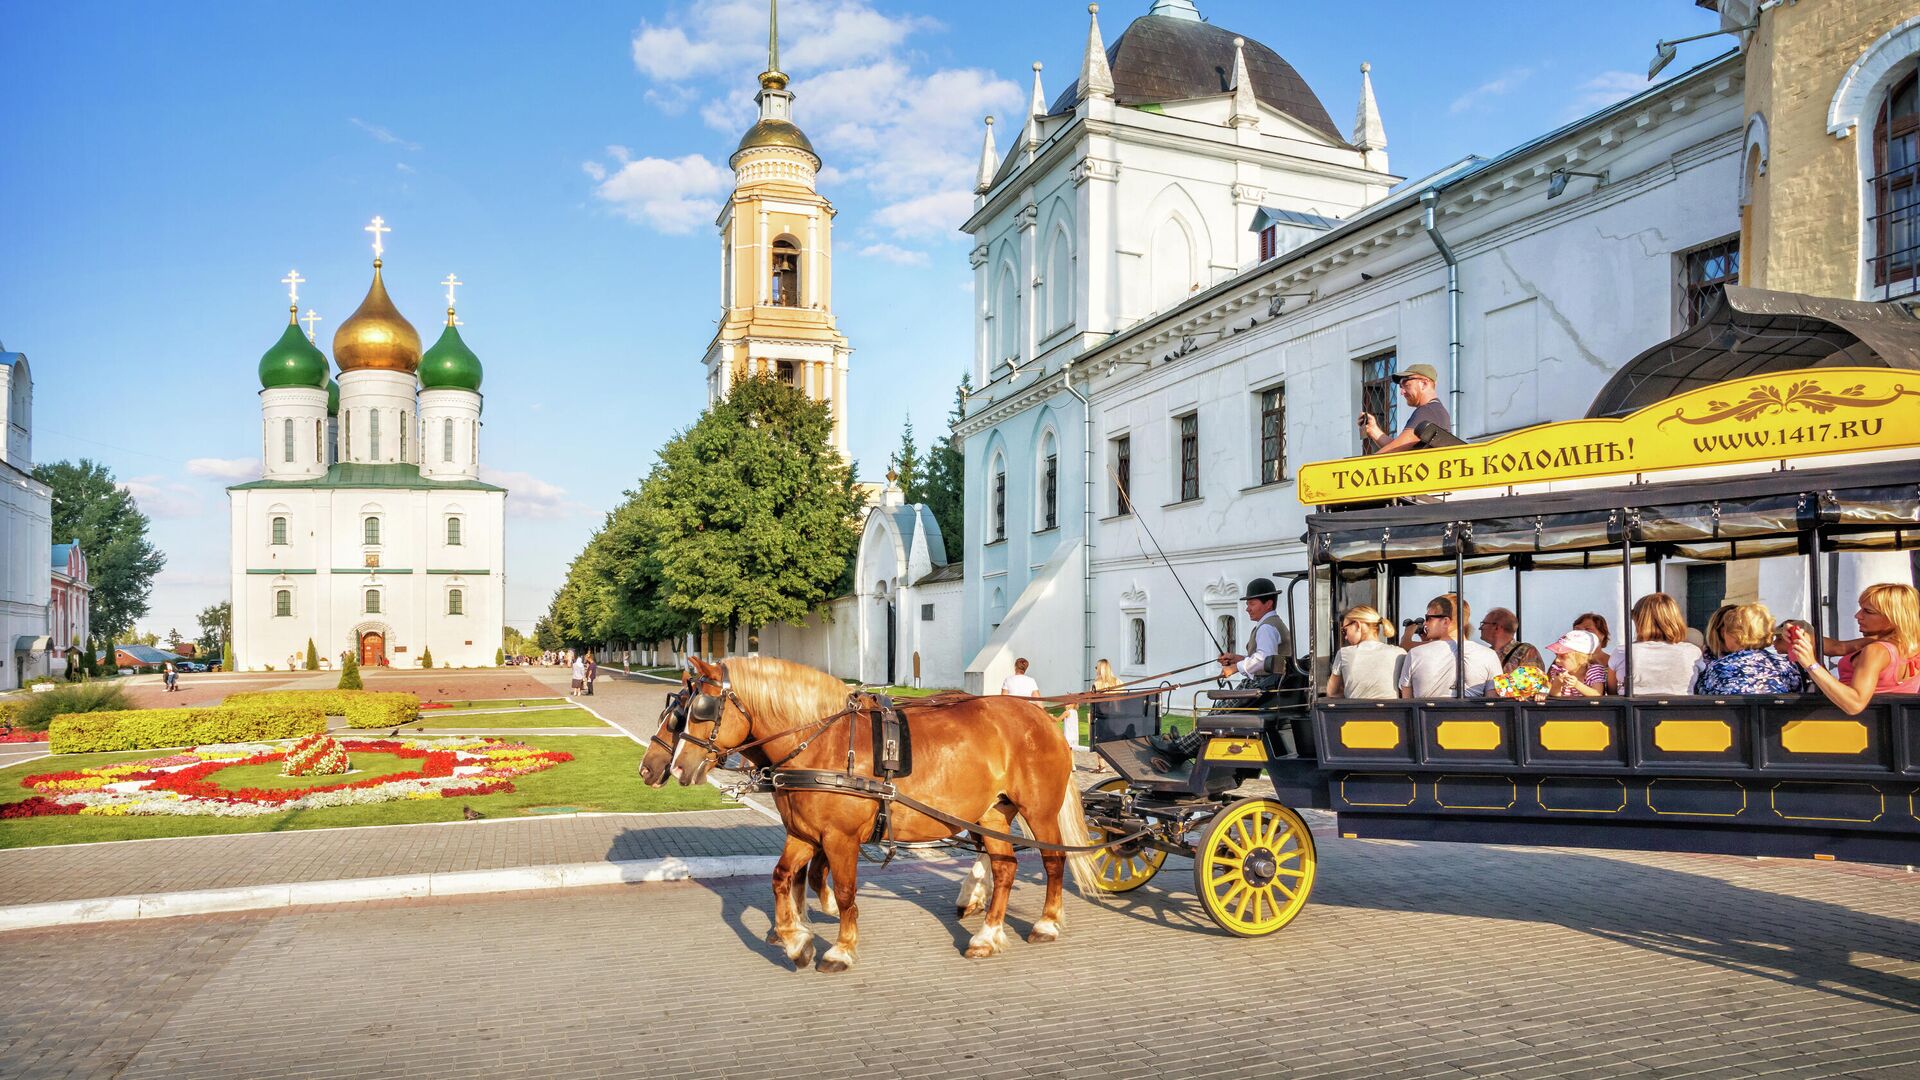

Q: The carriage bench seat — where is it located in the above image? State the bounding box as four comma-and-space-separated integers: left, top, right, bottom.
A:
1095, 737, 1243, 795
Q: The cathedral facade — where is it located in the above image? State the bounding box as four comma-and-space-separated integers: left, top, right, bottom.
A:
228, 237, 506, 671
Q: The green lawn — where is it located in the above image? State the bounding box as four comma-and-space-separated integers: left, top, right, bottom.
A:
424, 698, 569, 711
0, 735, 728, 849
407, 707, 607, 730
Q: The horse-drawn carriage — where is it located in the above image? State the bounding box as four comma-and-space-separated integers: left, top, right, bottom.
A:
1081, 366, 1920, 937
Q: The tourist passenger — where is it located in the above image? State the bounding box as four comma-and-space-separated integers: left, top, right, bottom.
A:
1327, 605, 1406, 699
1357, 363, 1452, 453
1702, 604, 1739, 659
1789, 583, 1920, 715
1607, 594, 1702, 695
584, 651, 598, 696
1772, 619, 1814, 658
1479, 607, 1542, 674
1572, 612, 1612, 671
1000, 657, 1039, 698
1545, 630, 1607, 698
1400, 594, 1502, 699
1696, 603, 1805, 694
1083, 658, 1125, 771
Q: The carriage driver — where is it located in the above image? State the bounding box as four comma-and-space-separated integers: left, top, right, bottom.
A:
1150, 577, 1293, 771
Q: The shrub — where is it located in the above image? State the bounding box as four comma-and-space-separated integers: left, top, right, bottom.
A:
50, 706, 327, 754
222, 640, 234, 672
10, 682, 130, 733
222, 690, 419, 730
495, 647, 505, 667
419, 646, 434, 669
338, 653, 362, 690
305, 639, 319, 671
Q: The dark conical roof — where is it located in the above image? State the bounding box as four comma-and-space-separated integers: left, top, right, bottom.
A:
1049, 14, 1345, 145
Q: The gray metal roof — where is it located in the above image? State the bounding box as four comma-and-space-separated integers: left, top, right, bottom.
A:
1587, 285, 1920, 418
1249, 207, 1343, 232
1048, 13, 1345, 145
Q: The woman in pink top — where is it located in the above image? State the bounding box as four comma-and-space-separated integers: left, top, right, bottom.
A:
1788, 583, 1920, 715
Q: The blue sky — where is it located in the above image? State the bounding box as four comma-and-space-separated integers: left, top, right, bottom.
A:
0, 0, 1723, 637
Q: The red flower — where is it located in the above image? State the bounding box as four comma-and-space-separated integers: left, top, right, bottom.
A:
0, 796, 83, 818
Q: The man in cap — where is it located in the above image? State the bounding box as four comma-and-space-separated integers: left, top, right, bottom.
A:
1149, 576, 1293, 771
1358, 362, 1452, 453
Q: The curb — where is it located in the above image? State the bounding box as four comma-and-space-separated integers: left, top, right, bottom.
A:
0, 854, 777, 934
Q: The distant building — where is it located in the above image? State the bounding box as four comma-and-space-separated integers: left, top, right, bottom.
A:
110, 644, 180, 673
1, 344, 52, 688
49, 539, 90, 665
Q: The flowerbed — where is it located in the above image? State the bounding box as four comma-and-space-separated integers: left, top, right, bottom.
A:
282, 733, 349, 776
221, 690, 419, 730
0, 728, 49, 744
1, 737, 571, 818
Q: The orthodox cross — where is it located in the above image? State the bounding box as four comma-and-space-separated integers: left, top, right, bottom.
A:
365, 215, 390, 260
302, 309, 323, 343
441, 273, 463, 308
281, 269, 305, 306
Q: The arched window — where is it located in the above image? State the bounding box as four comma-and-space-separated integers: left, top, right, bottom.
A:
315, 419, 323, 464
1873, 70, 1919, 288
1150, 217, 1194, 312
991, 456, 1007, 541
446, 517, 462, 546
275, 590, 291, 618
443, 418, 454, 463
1130, 618, 1147, 666
1046, 228, 1073, 332
1038, 433, 1058, 531
363, 516, 381, 546
364, 589, 381, 614
1219, 614, 1238, 652
771, 237, 800, 306
447, 588, 464, 616
270, 516, 288, 546
282, 418, 295, 463
995, 267, 1020, 366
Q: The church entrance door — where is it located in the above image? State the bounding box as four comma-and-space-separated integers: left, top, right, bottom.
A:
360, 632, 386, 668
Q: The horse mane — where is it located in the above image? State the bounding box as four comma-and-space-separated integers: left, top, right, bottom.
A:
724, 657, 855, 733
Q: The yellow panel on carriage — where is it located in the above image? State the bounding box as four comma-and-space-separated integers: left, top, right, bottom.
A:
1203, 736, 1267, 763
1296, 367, 1920, 505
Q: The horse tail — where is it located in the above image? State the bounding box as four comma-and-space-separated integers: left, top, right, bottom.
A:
1055, 770, 1101, 894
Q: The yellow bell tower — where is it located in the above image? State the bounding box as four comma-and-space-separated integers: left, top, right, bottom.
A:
704, 0, 851, 456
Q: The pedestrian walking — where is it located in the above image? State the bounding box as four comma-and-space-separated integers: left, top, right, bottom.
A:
162, 661, 178, 693
1000, 657, 1038, 697
570, 654, 586, 697
584, 652, 597, 696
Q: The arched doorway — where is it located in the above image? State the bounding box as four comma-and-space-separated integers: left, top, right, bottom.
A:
359, 631, 386, 667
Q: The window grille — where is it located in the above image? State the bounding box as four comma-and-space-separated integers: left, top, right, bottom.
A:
1681, 238, 1740, 326
364, 589, 381, 615
1259, 386, 1286, 484
271, 516, 287, 546
1130, 618, 1146, 665
1359, 352, 1397, 454
364, 517, 380, 546
448, 589, 463, 616
992, 464, 1007, 541
1113, 436, 1131, 515
275, 590, 291, 617
1178, 414, 1199, 502
447, 517, 462, 546
1042, 453, 1058, 530
1872, 71, 1919, 292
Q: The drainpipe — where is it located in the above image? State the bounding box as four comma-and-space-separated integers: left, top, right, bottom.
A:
1421, 189, 1462, 421
1059, 356, 1094, 686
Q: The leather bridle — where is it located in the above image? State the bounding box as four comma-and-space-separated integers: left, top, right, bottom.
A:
653, 663, 749, 773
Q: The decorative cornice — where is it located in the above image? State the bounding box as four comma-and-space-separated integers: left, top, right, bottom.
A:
1202, 574, 1240, 602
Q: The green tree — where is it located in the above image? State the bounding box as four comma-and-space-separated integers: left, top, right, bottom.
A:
132, 629, 160, 647
338, 652, 362, 690
918, 373, 968, 555
305, 639, 319, 671
197, 601, 230, 658
165, 627, 184, 651
502, 625, 527, 657
645, 375, 860, 639
33, 459, 166, 639
531, 614, 562, 654
222, 639, 234, 673
419, 645, 434, 669
890, 416, 920, 496
495, 646, 505, 666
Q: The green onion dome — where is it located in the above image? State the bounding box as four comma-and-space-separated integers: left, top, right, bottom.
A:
419, 321, 483, 391
326, 377, 340, 416
259, 313, 330, 390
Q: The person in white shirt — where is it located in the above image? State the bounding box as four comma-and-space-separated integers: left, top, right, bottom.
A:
1608, 593, 1703, 695
1000, 657, 1039, 698
1400, 594, 1503, 699
1327, 605, 1406, 699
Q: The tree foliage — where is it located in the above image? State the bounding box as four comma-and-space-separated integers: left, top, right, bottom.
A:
33, 459, 166, 639
917, 373, 968, 555
890, 417, 920, 497
305, 639, 319, 671
541, 376, 860, 651
338, 652, 362, 690
197, 602, 230, 659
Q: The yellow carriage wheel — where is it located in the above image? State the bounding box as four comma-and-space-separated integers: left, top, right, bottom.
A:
1192, 798, 1316, 937
1084, 777, 1166, 893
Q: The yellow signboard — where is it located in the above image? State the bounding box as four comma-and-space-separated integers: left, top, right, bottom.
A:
1297, 368, 1920, 505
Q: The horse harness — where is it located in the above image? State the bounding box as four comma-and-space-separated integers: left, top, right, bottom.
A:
659, 669, 1149, 860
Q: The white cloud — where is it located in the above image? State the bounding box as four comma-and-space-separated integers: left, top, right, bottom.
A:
186, 457, 259, 480
395, 162, 415, 174
1564, 70, 1650, 118
605, 1, 1018, 243
584, 151, 731, 233
122, 477, 202, 520
481, 468, 588, 519
349, 117, 421, 151
874, 190, 975, 240
1449, 68, 1533, 114
857, 242, 929, 266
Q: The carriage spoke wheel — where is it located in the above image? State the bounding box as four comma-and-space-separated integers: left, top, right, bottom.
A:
1085, 777, 1166, 892
1192, 798, 1316, 936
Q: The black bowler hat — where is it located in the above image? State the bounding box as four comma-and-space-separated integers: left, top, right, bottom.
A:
1245, 577, 1279, 601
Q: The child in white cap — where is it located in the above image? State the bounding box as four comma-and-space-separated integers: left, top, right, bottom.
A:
1546, 629, 1607, 698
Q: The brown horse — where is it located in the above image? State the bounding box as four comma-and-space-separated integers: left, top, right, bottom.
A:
639, 656, 1097, 972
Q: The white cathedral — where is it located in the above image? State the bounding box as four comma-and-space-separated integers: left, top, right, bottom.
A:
227, 226, 506, 671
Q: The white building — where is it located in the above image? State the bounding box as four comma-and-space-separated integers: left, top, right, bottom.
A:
0, 345, 53, 688
228, 244, 506, 671
956, 3, 1887, 695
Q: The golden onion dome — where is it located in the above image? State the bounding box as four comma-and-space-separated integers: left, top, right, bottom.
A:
332, 261, 420, 373
733, 118, 817, 164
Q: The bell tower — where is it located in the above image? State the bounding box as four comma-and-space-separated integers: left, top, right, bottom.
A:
703, 0, 851, 456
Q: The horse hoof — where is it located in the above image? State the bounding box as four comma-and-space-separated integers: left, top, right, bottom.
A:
765, 929, 783, 947
816, 946, 853, 973
964, 944, 997, 959
791, 941, 815, 970
1026, 927, 1059, 944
